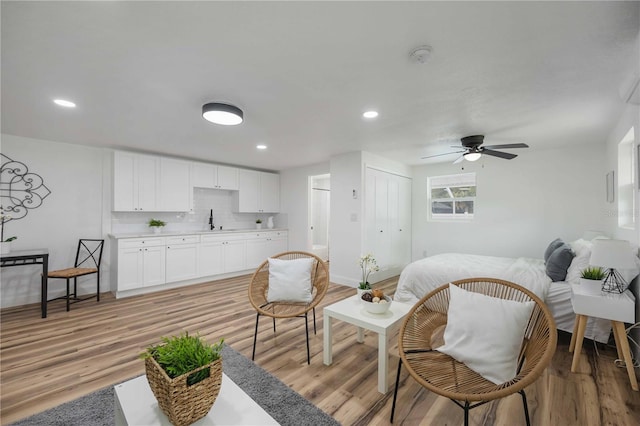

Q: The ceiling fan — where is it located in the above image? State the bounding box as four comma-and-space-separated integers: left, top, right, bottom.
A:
422, 135, 529, 164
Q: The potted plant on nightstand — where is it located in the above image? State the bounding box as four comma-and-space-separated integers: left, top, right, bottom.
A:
148, 218, 166, 234
580, 266, 605, 292
140, 332, 224, 426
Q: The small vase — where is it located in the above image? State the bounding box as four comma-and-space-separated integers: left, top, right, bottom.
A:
0, 242, 11, 255
152, 227, 162, 234
579, 278, 602, 294
256, 223, 262, 230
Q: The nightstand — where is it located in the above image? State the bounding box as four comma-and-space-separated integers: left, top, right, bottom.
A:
569, 283, 638, 391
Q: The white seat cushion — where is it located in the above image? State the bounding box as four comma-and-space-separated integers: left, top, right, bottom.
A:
437, 283, 535, 385
267, 257, 314, 303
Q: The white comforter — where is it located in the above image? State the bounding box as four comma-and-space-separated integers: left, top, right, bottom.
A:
394, 253, 552, 304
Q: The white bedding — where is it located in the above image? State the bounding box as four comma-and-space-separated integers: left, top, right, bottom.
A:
393, 247, 613, 343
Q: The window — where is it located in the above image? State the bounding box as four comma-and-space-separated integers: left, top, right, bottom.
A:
428, 173, 476, 220
618, 127, 635, 229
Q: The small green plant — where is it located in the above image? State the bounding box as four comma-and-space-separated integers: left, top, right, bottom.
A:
148, 218, 166, 227
140, 332, 224, 386
581, 266, 605, 280
256, 219, 262, 224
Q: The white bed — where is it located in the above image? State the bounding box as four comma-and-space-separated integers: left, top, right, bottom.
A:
394, 239, 614, 343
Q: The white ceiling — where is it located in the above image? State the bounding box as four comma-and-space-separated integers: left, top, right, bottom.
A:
2, 1, 639, 171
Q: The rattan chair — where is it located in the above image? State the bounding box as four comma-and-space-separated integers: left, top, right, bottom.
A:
390, 278, 557, 425
47, 239, 104, 311
249, 251, 329, 364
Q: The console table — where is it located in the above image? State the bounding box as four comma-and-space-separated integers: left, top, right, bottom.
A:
1, 249, 49, 318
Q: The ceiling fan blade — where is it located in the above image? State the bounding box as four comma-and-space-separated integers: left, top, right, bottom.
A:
482, 149, 517, 160
421, 150, 465, 159
453, 155, 465, 164
482, 143, 529, 149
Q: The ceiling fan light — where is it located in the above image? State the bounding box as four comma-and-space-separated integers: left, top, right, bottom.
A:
202, 103, 243, 125
464, 152, 482, 162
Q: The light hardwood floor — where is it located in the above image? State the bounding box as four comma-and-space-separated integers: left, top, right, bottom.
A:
1, 274, 639, 425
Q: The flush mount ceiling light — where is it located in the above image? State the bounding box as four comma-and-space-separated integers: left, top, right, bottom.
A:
256, 144, 267, 150
53, 99, 76, 108
363, 110, 379, 119
409, 45, 433, 64
202, 102, 243, 125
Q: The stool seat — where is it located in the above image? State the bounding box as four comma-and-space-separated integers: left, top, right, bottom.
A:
48, 267, 97, 278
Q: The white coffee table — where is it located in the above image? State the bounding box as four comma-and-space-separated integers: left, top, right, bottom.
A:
323, 294, 412, 393
114, 373, 279, 425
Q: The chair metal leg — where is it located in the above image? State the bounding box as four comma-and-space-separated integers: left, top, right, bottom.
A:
65, 278, 70, 312
313, 307, 317, 334
304, 312, 310, 365
273, 317, 276, 333
464, 401, 470, 426
390, 357, 403, 423
73, 277, 78, 299
519, 389, 531, 426
96, 273, 100, 302
252, 313, 260, 361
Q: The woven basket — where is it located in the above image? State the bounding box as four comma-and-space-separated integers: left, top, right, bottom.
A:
145, 355, 222, 426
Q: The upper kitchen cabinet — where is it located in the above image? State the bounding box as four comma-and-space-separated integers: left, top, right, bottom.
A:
113, 151, 159, 212
234, 170, 280, 213
191, 163, 239, 190
158, 158, 190, 211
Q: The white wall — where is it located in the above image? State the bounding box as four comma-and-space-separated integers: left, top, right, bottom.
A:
279, 161, 330, 252
1, 134, 109, 308
603, 103, 640, 362
412, 144, 605, 260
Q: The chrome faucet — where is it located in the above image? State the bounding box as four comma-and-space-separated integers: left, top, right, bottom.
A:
208, 209, 214, 230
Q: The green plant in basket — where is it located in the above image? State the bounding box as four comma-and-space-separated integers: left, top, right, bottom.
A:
140, 332, 224, 386
581, 266, 605, 280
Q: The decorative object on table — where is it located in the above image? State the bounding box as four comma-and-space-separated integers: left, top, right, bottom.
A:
606, 170, 614, 203
589, 239, 637, 293
148, 218, 166, 234
579, 266, 605, 291
0, 154, 51, 220
140, 332, 225, 426
47, 239, 104, 311
267, 216, 274, 229
360, 288, 392, 314
357, 253, 379, 295
0, 207, 17, 254
256, 218, 262, 229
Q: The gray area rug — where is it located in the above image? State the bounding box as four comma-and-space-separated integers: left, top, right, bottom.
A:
11, 345, 340, 426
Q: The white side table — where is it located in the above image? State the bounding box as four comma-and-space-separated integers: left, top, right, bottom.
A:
323, 294, 412, 393
569, 283, 638, 391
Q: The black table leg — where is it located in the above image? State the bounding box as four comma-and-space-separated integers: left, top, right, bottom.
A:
41, 254, 48, 318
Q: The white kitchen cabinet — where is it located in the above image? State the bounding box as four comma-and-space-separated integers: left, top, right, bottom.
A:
166, 235, 199, 282
117, 237, 166, 291
245, 231, 289, 269
159, 158, 191, 211
235, 170, 280, 213
191, 163, 239, 190
113, 152, 159, 212
199, 234, 246, 275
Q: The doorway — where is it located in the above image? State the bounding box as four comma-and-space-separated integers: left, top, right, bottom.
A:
308, 174, 330, 261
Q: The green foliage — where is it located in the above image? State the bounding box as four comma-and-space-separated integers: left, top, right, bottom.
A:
581, 266, 605, 280
4, 236, 17, 242
148, 218, 166, 227
358, 282, 371, 290
141, 332, 224, 386
256, 219, 262, 223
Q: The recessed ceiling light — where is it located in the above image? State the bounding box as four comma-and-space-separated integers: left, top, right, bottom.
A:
256, 144, 267, 150
53, 99, 76, 108
363, 110, 379, 119
202, 102, 243, 125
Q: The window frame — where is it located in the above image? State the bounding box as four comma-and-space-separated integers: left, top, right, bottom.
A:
428, 173, 477, 221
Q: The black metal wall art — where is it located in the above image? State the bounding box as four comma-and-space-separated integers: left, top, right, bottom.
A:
0, 154, 51, 221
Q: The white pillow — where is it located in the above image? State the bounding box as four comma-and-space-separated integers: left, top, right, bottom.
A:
267, 257, 314, 303
437, 283, 535, 385
565, 239, 593, 284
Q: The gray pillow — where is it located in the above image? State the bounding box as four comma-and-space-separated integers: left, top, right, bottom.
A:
545, 243, 575, 282
544, 238, 564, 263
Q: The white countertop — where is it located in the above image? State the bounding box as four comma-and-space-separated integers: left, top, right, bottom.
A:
109, 228, 287, 239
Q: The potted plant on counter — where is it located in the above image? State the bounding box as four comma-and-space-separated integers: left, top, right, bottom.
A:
148, 218, 166, 234
255, 218, 262, 230
140, 332, 225, 426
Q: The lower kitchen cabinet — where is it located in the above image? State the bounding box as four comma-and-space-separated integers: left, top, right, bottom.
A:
166, 235, 199, 282
117, 238, 166, 291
